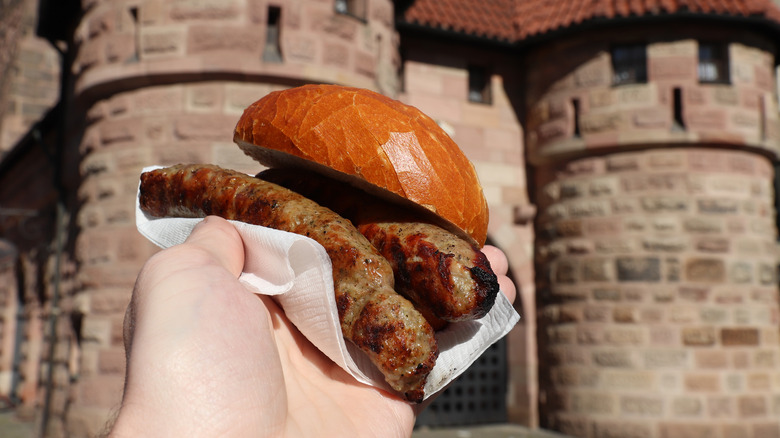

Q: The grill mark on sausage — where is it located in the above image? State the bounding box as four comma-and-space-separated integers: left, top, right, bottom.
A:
139, 164, 437, 402
257, 168, 500, 322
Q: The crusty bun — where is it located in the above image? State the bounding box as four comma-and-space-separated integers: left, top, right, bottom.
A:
233, 84, 489, 246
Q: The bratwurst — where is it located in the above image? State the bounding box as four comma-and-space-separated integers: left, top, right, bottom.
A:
139, 163, 438, 402
257, 168, 499, 324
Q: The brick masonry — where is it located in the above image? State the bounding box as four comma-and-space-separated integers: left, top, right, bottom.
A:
535, 148, 780, 437
3, 1, 780, 437
524, 25, 780, 166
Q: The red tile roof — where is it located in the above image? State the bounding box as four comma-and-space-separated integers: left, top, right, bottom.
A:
401, 0, 780, 42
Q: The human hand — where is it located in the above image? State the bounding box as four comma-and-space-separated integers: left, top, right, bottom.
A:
110, 216, 516, 438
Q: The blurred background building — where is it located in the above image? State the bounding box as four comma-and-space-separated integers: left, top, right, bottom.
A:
2, 0, 780, 437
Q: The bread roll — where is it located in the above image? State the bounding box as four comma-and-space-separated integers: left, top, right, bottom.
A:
233, 84, 489, 246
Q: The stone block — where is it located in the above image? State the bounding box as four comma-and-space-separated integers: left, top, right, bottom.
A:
140, 27, 185, 57
593, 288, 620, 301
746, 372, 771, 391
611, 197, 638, 214
580, 112, 621, 134
615, 86, 652, 105
584, 217, 623, 236
642, 237, 686, 252
79, 317, 112, 347
99, 117, 140, 146
695, 350, 728, 369
650, 217, 678, 232
323, 41, 350, 67
173, 114, 234, 141
355, 51, 376, 78
571, 392, 615, 414
671, 396, 702, 416
721, 328, 759, 346
616, 257, 661, 282
723, 424, 750, 438
547, 326, 577, 345
754, 350, 777, 368
105, 33, 135, 63
659, 422, 716, 438
682, 327, 716, 346
643, 349, 690, 369
78, 375, 124, 408
687, 108, 729, 131
593, 421, 654, 438
684, 258, 725, 282
684, 373, 721, 392
576, 326, 602, 345
134, 87, 183, 113
574, 56, 610, 87
738, 395, 768, 417
753, 423, 780, 438
554, 259, 578, 284
730, 262, 754, 284
699, 307, 728, 325
678, 286, 709, 303
186, 84, 224, 112
641, 196, 688, 213
621, 395, 663, 416
169, 0, 239, 21
583, 305, 610, 322
621, 173, 687, 192
581, 258, 613, 282
707, 396, 734, 417
536, 118, 569, 143
604, 327, 643, 345
187, 25, 259, 54
90, 289, 131, 315
589, 89, 613, 108
613, 306, 639, 323
698, 198, 739, 214
97, 348, 125, 374
559, 181, 585, 199
695, 238, 729, 253
592, 349, 634, 367
683, 217, 723, 233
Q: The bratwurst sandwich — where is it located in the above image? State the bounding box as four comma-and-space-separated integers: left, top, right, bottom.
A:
138, 84, 499, 402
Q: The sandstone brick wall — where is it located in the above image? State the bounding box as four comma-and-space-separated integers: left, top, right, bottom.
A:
399, 36, 537, 425
524, 25, 780, 165
72, 0, 399, 100
0, 0, 61, 153
535, 148, 780, 437
64, 0, 403, 434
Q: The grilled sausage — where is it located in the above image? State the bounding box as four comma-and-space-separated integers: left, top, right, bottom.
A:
139, 164, 437, 402
257, 168, 499, 323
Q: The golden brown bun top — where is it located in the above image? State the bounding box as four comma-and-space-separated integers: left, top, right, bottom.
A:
233, 84, 488, 246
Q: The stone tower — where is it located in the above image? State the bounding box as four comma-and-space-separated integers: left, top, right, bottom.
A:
525, 17, 780, 438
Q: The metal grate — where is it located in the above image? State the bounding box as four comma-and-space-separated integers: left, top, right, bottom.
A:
415, 338, 508, 427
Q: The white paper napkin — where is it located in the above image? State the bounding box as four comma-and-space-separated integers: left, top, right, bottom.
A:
136, 166, 520, 400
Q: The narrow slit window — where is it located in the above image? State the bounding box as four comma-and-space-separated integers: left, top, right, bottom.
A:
129, 7, 139, 62
572, 98, 581, 137
698, 42, 729, 84
673, 87, 684, 131
760, 95, 766, 141
612, 44, 647, 85
468, 65, 492, 104
262, 6, 282, 63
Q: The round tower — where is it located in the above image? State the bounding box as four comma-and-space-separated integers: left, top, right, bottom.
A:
527, 20, 780, 438
66, 0, 400, 433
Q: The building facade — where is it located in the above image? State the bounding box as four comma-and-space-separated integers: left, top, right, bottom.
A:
1, 0, 780, 437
